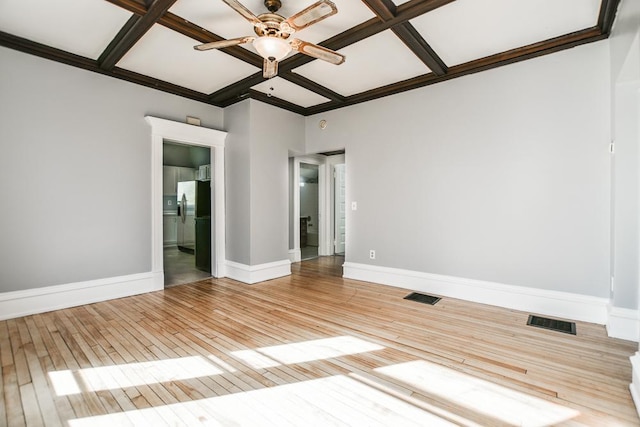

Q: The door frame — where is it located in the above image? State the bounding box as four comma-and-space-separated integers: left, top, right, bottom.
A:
291, 155, 327, 261
146, 116, 227, 286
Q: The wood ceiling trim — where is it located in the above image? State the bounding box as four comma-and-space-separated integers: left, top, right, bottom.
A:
279, 0, 455, 73
106, 0, 263, 68
598, 0, 621, 34
304, 27, 606, 115
361, 0, 447, 75
280, 73, 346, 102
111, 66, 211, 102
159, 12, 263, 68
210, 0, 455, 104
362, 0, 396, 20
104, 0, 147, 15
392, 23, 448, 75
0, 30, 97, 72
209, 73, 266, 103
99, 0, 178, 71
248, 90, 308, 115
0, 30, 212, 106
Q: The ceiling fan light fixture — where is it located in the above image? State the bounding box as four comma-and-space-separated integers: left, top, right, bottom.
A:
253, 36, 291, 62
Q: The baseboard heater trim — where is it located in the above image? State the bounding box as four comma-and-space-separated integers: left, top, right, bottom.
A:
527, 315, 576, 335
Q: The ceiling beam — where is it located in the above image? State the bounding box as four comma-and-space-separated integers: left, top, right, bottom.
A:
208, 0, 455, 104
209, 73, 266, 104
280, 73, 346, 102
304, 27, 605, 115
0, 30, 211, 105
279, 0, 454, 73
392, 23, 447, 75
160, 12, 263, 68
248, 90, 307, 115
361, 0, 447, 75
598, 0, 621, 34
106, 0, 263, 68
362, 0, 396, 20
99, 0, 178, 71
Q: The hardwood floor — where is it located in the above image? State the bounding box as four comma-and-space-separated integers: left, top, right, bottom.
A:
2, 256, 638, 426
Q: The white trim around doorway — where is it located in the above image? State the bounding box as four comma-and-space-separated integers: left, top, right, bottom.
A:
146, 116, 227, 287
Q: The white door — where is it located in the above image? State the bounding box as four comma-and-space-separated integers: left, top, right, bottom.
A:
334, 164, 346, 254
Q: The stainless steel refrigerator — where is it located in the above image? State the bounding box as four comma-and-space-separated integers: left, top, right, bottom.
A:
177, 180, 211, 272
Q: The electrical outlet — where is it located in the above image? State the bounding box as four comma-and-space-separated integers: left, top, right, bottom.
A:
369, 250, 376, 259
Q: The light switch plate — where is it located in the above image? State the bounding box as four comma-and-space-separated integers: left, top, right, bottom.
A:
351, 201, 357, 211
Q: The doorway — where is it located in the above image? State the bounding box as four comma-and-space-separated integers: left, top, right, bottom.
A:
162, 142, 212, 287
289, 152, 345, 263
300, 163, 320, 260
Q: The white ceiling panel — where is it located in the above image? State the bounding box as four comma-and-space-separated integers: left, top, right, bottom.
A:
118, 25, 259, 94
0, 0, 132, 60
410, 0, 601, 67
169, 0, 375, 57
296, 30, 431, 97
252, 77, 330, 108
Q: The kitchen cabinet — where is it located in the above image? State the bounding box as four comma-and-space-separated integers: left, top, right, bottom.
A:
176, 215, 195, 251
163, 215, 178, 246
198, 164, 211, 181
163, 166, 196, 195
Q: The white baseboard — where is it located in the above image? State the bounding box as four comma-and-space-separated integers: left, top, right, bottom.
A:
343, 262, 609, 325
289, 249, 301, 263
0, 271, 163, 321
607, 305, 640, 341
630, 353, 640, 419
225, 259, 291, 284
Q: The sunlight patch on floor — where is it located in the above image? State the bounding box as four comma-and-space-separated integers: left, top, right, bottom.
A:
68, 375, 456, 427
232, 335, 384, 368
48, 355, 224, 396
375, 360, 580, 427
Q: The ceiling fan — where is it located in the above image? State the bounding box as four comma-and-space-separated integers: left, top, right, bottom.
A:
194, 0, 346, 79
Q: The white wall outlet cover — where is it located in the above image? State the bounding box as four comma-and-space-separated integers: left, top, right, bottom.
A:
351, 201, 357, 210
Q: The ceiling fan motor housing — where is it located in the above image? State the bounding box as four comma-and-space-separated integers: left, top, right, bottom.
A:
264, 0, 282, 13
254, 13, 292, 38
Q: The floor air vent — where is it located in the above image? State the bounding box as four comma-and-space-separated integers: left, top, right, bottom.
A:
527, 315, 576, 335
404, 292, 441, 305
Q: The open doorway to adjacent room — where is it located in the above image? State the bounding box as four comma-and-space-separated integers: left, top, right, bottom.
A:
163, 141, 212, 287
300, 163, 320, 260
289, 151, 345, 264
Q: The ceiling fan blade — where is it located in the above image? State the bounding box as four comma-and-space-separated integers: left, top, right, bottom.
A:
290, 39, 345, 65
283, 0, 337, 32
194, 36, 255, 51
263, 57, 278, 79
221, 0, 262, 25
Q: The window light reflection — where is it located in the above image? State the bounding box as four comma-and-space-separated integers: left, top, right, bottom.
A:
48, 356, 224, 396
68, 375, 456, 427
233, 335, 384, 368
375, 360, 580, 426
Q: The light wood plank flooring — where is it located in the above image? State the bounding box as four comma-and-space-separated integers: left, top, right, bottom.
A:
2, 256, 638, 426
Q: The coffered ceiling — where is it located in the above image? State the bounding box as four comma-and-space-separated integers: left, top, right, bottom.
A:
0, 0, 620, 115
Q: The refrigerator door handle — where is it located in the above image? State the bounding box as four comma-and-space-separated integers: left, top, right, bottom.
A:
181, 193, 187, 224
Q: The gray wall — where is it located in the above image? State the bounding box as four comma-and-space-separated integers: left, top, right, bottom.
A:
250, 100, 305, 265
224, 100, 252, 265
305, 40, 612, 298
0, 46, 223, 292
610, 0, 640, 309
224, 99, 304, 266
